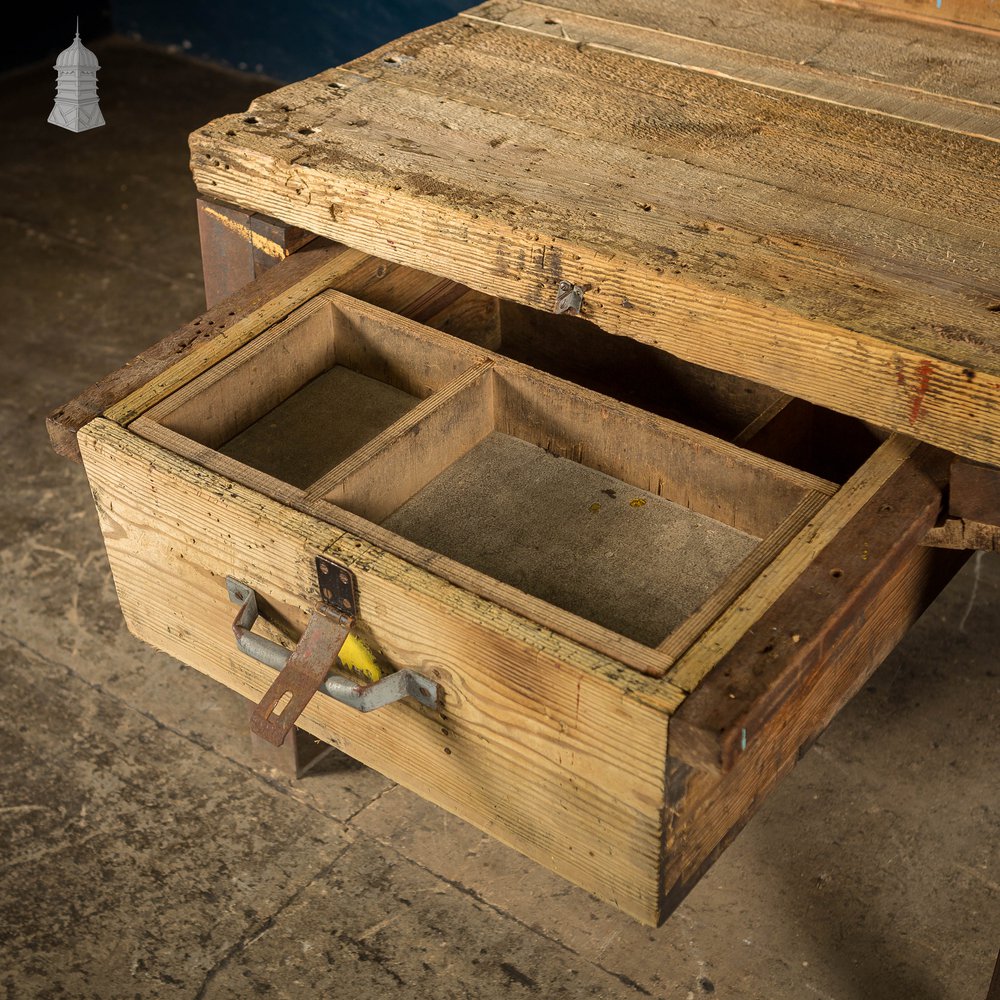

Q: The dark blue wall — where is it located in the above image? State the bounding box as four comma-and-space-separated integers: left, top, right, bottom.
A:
113, 1, 469, 81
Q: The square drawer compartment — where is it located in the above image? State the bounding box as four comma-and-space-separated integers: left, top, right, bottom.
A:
63, 243, 954, 925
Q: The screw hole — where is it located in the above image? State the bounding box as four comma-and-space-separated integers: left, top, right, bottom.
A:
830, 568, 844, 579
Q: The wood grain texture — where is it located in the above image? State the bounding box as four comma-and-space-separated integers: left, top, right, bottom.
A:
188, 10, 1000, 466
949, 458, 1000, 526
134, 288, 831, 677
467, 2, 1000, 139
506, 0, 1000, 100
316, 362, 496, 521
47, 239, 344, 463
923, 516, 1000, 551
662, 445, 964, 917
130, 414, 679, 677
79, 416, 679, 924
49, 238, 506, 465
821, 0, 1000, 32
197, 196, 315, 308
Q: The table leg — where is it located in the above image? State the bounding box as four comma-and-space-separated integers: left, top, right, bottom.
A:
196, 195, 314, 307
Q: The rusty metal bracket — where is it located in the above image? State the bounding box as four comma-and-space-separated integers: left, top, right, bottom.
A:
226, 561, 439, 747
555, 280, 585, 316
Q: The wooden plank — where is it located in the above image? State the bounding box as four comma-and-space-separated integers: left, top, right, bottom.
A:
314, 294, 835, 532
197, 196, 315, 308
466, 2, 1000, 139
314, 361, 496, 520
667, 435, 927, 692
104, 247, 375, 427
492, 362, 835, 539
147, 297, 336, 447
499, 0, 1000, 101
188, 21, 1000, 466
821, 0, 1000, 32
131, 415, 677, 677
197, 198, 255, 308
657, 491, 830, 661
950, 458, 1000, 527
923, 517, 1000, 551
425, 287, 502, 349
47, 239, 350, 463
663, 542, 965, 917
79, 416, 680, 924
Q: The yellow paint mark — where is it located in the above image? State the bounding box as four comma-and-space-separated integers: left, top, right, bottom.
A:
589, 502, 602, 513
629, 498, 647, 508
202, 204, 286, 260
338, 632, 382, 683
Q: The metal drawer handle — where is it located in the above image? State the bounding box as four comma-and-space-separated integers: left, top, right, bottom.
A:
225, 560, 438, 747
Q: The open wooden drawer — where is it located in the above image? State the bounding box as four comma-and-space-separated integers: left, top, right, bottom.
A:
51, 240, 964, 925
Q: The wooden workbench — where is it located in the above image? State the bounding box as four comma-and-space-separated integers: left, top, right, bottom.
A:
189, 0, 1000, 468
47, 0, 1000, 931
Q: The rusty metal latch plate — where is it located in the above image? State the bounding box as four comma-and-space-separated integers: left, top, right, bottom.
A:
249, 605, 353, 747
227, 558, 439, 747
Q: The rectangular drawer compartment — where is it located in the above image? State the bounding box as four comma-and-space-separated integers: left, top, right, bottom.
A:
71, 243, 955, 925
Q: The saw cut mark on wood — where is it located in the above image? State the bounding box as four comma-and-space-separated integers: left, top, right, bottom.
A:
464, 2, 1000, 141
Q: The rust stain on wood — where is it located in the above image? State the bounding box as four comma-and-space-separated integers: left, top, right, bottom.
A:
909, 359, 934, 424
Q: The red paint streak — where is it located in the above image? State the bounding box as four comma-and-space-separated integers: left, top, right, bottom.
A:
909, 360, 934, 424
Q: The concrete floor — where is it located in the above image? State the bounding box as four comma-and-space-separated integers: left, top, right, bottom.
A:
1, 41, 997, 1000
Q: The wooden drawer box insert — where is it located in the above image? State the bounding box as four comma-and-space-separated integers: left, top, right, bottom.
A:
75, 255, 952, 925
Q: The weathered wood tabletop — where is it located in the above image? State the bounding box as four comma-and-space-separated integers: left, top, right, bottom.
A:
189, 0, 1000, 466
